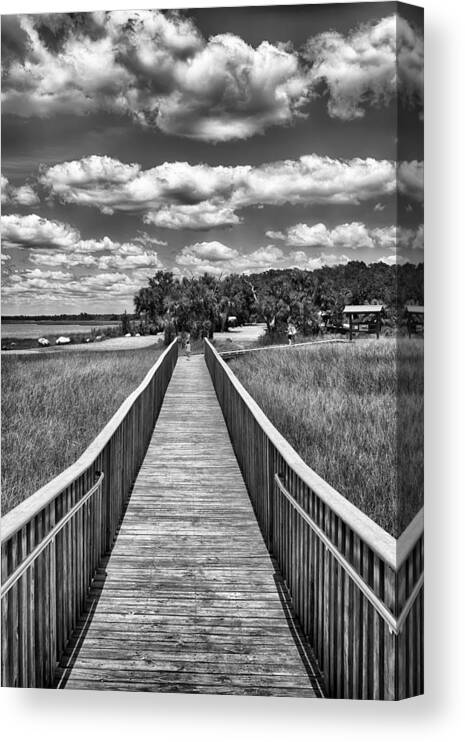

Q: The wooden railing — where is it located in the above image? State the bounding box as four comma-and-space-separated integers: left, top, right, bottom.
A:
1, 339, 178, 688
205, 339, 423, 700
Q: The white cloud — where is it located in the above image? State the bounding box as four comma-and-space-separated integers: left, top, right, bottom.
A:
175, 241, 285, 276
2, 12, 422, 141
1, 213, 79, 249
305, 15, 423, 120
377, 255, 410, 266
290, 252, 351, 271
1, 175, 40, 206
0, 214, 164, 267
177, 241, 239, 266
2, 11, 309, 142
145, 202, 241, 231
98, 251, 162, 271
42, 153, 402, 229
267, 221, 423, 251
134, 231, 167, 247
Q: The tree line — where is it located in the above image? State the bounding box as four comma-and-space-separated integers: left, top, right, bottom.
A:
133, 261, 423, 342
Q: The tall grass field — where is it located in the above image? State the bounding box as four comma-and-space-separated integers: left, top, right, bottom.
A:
1, 348, 161, 515
229, 338, 423, 537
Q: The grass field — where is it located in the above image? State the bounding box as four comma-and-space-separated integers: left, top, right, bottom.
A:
229, 338, 423, 537
1, 347, 162, 515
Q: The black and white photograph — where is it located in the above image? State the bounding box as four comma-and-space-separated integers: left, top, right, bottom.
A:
1, 1, 424, 701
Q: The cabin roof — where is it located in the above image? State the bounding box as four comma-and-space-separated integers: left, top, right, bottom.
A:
343, 305, 384, 313
405, 305, 424, 313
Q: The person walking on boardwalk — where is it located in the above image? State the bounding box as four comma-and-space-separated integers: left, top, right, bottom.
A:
287, 321, 297, 345
185, 332, 191, 360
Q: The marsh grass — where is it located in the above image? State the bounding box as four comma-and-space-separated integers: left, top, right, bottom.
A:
229, 338, 423, 537
1, 347, 161, 514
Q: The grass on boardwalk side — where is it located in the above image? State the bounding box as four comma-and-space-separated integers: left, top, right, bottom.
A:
1, 347, 161, 515
229, 338, 423, 537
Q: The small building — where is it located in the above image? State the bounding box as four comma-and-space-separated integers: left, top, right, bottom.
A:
405, 305, 424, 337
343, 305, 385, 340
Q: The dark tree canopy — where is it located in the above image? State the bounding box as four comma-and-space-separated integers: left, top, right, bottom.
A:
133, 262, 424, 341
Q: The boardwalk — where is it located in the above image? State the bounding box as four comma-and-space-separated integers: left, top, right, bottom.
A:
55, 354, 324, 697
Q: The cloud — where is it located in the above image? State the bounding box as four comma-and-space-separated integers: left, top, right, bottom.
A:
2, 213, 164, 276
2, 12, 422, 140
1, 213, 79, 249
41, 153, 403, 229
267, 221, 423, 251
398, 160, 424, 202
175, 241, 285, 275
177, 241, 239, 266
2, 267, 155, 306
290, 252, 351, 271
174, 241, 353, 276
134, 231, 167, 247
2, 11, 309, 142
304, 15, 423, 120
1, 175, 39, 206
377, 255, 410, 266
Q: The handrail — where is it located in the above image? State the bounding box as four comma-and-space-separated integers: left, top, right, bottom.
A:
205, 339, 410, 569
274, 474, 423, 636
206, 339, 423, 568
1, 472, 104, 599
1, 338, 178, 543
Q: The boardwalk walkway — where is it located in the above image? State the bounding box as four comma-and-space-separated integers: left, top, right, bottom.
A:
55, 355, 324, 697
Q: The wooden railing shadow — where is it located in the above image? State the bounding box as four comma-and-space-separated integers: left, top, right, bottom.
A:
271, 566, 326, 698
55, 555, 110, 688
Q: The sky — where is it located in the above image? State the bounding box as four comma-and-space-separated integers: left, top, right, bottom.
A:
1, 2, 424, 315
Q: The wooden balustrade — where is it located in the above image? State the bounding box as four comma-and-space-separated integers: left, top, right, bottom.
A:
204, 339, 423, 700
1, 338, 178, 688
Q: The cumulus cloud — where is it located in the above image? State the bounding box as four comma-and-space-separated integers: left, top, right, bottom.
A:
305, 15, 423, 120
41, 153, 402, 229
177, 241, 239, 266
290, 252, 351, 271
1, 175, 39, 206
2, 11, 422, 140
174, 241, 353, 276
175, 241, 285, 275
2, 11, 309, 142
2, 213, 164, 279
2, 269, 146, 304
266, 221, 423, 251
1, 213, 79, 249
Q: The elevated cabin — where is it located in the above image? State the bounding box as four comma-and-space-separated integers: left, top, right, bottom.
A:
343, 305, 385, 340
405, 305, 424, 337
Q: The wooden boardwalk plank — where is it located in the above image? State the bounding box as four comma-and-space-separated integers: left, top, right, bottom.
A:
56, 355, 324, 697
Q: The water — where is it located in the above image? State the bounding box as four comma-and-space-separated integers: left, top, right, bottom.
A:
1, 322, 120, 339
